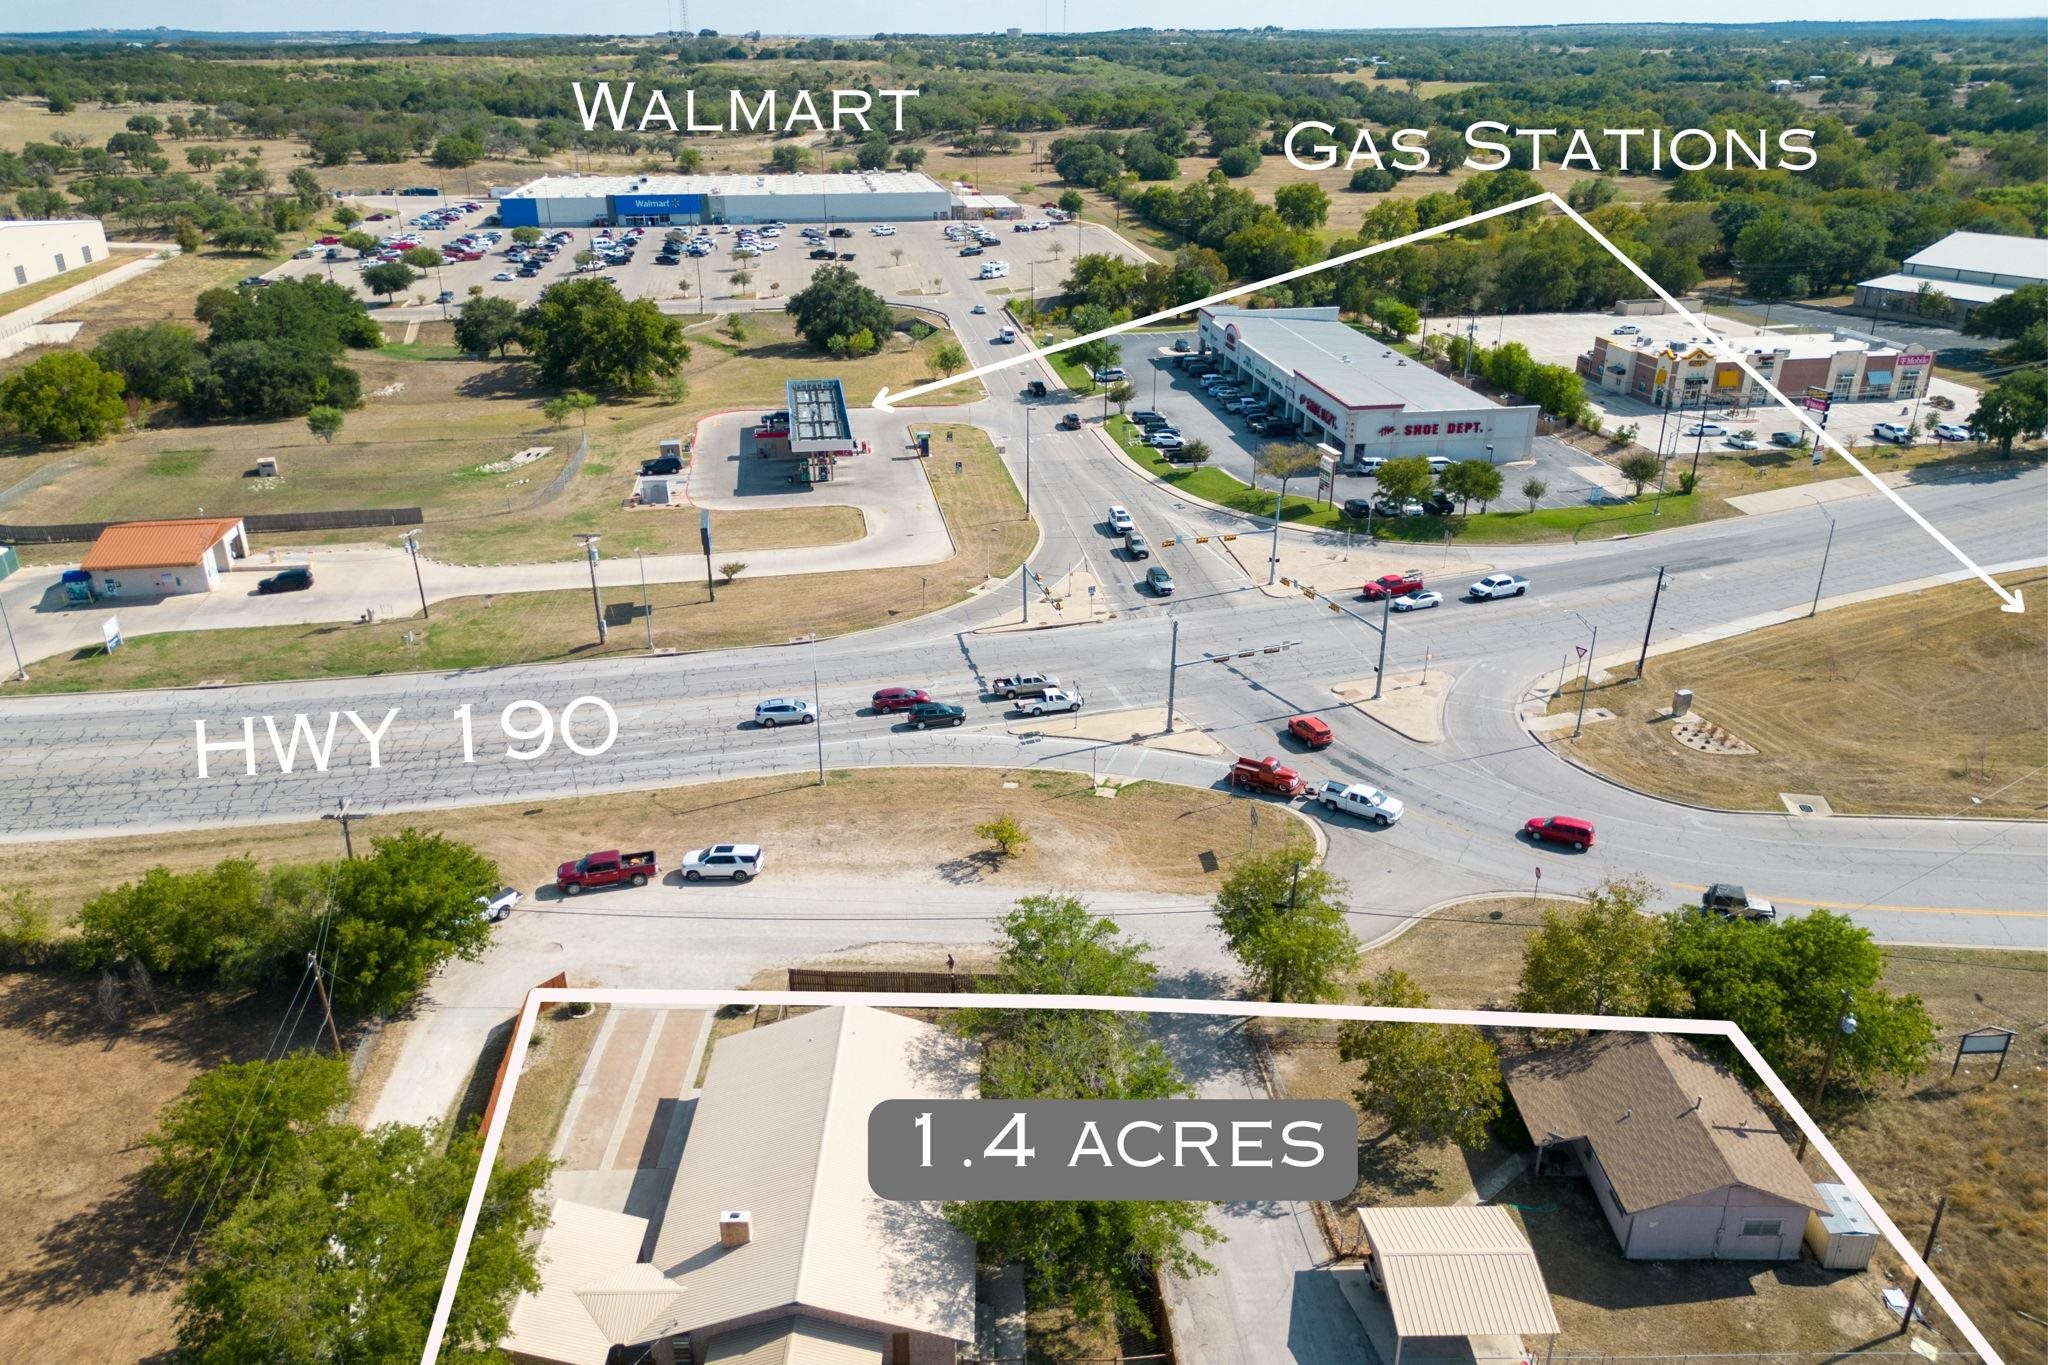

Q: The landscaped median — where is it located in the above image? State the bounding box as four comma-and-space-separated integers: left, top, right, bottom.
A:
2, 422, 1032, 693
1098, 414, 1710, 544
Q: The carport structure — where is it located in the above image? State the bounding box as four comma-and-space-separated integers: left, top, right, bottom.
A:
1355, 1205, 1560, 1364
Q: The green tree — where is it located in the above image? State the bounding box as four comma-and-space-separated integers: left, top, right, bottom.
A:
519, 278, 691, 391
1618, 449, 1663, 495
1338, 969, 1503, 1147
1962, 282, 2048, 363
1274, 181, 1331, 230
895, 146, 928, 171
175, 1122, 549, 1363
0, 350, 127, 444
184, 340, 362, 421
360, 260, 416, 303
769, 142, 812, 172
1213, 849, 1360, 1003
1440, 459, 1504, 513
74, 858, 293, 982
1967, 368, 2048, 457
91, 323, 201, 405
928, 338, 968, 378
210, 222, 279, 254
306, 405, 345, 443
1058, 189, 1085, 215
785, 265, 893, 356
332, 204, 361, 229
429, 133, 483, 168
1179, 437, 1212, 466
452, 294, 522, 359
1521, 475, 1548, 511
399, 245, 443, 271
1515, 877, 1689, 1017
509, 225, 542, 246
947, 894, 1217, 1335
324, 830, 499, 1016
975, 813, 1029, 859
1254, 441, 1322, 518
145, 1052, 351, 1210
1374, 454, 1434, 505
1366, 295, 1420, 339
1106, 378, 1136, 413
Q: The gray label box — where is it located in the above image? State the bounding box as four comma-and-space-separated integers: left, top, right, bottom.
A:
867, 1099, 1358, 1201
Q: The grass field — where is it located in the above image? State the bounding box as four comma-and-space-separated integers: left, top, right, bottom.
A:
1295, 901, 2048, 1361
0, 252, 132, 319
9, 766, 1312, 918
1551, 569, 2048, 818
7, 420, 1029, 691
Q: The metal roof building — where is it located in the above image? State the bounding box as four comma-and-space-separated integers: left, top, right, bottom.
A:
1354, 1205, 1559, 1363
504, 1006, 977, 1365
1195, 306, 1538, 466
495, 171, 952, 228
785, 378, 855, 454
1505, 1032, 1824, 1262
1854, 230, 2046, 320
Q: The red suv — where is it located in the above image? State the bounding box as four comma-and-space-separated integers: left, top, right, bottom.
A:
1524, 815, 1595, 851
871, 686, 931, 713
1287, 715, 1333, 749
1361, 570, 1425, 601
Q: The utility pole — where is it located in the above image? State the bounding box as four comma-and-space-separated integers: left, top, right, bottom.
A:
1462, 316, 1477, 381
400, 529, 429, 619
637, 546, 652, 649
575, 534, 607, 644
1796, 990, 1856, 1160
1371, 592, 1391, 701
307, 951, 345, 1055
323, 796, 360, 859
1897, 1194, 1948, 1336
0, 590, 26, 681
1164, 617, 1180, 733
1808, 508, 1837, 619
1634, 566, 1667, 680
1570, 613, 1598, 739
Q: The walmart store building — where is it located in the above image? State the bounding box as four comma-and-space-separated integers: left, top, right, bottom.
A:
494, 171, 954, 228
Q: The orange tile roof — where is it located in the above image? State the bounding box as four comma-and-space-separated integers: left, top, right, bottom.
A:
80, 518, 243, 572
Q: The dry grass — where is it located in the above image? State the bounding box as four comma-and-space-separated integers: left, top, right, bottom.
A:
8, 766, 1311, 918
1694, 441, 2045, 502
462, 1003, 608, 1170
1549, 569, 2048, 818
0, 973, 306, 1361
0, 252, 131, 318
5, 419, 1028, 692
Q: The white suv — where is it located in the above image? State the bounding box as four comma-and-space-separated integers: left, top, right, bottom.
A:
681, 843, 764, 882
1107, 504, 1134, 533
1872, 421, 1911, 444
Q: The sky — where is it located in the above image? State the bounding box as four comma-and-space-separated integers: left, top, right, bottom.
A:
10, 2, 2047, 36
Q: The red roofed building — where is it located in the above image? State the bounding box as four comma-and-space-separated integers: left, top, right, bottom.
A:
79, 517, 249, 596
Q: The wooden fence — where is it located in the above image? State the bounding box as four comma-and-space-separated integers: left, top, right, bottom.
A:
786, 968, 994, 994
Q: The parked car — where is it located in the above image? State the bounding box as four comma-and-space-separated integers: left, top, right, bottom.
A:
1362, 570, 1425, 602
640, 456, 684, 476
753, 697, 817, 727
1726, 433, 1759, 450
1699, 882, 1778, 921
1422, 491, 1456, 516
492, 270, 515, 281
1229, 755, 1305, 797
906, 700, 967, 729
1467, 573, 1530, 600
809, 247, 838, 259
870, 686, 931, 713
1523, 816, 1595, 851
1769, 430, 1804, 448
1341, 498, 1375, 521
474, 886, 521, 923
1018, 687, 1084, 716
1145, 565, 1175, 596
257, 566, 314, 594
1106, 504, 1134, 533
680, 843, 764, 882
1612, 323, 1639, 335
1146, 431, 1185, 449
1132, 410, 1165, 427
1684, 422, 1728, 438
556, 849, 658, 894
1317, 781, 1404, 826
1934, 421, 1972, 442
1093, 367, 1128, 383
1287, 715, 1334, 749
1391, 589, 1443, 612
1873, 421, 1911, 444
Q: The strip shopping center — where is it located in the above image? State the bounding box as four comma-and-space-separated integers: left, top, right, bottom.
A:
493, 171, 960, 228
1195, 307, 1538, 467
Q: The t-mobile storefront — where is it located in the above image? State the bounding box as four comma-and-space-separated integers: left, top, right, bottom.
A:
1197, 307, 1538, 466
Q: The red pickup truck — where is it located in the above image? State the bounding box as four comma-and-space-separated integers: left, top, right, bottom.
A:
1361, 570, 1425, 601
1229, 755, 1306, 797
556, 849, 658, 895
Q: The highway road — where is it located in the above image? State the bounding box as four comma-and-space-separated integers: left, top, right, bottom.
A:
1, 255, 2043, 958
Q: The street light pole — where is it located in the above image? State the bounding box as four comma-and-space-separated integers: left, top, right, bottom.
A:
1164, 616, 1180, 733
1266, 476, 1294, 587
400, 529, 429, 619
575, 533, 607, 644
637, 546, 652, 649
1571, 613, 1598, 739
1807, 502, 1837, 619
1635, 566, 1667, 679
0, 590, 26, 681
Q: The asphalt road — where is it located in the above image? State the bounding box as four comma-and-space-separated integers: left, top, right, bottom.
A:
1, 258, 2043, 958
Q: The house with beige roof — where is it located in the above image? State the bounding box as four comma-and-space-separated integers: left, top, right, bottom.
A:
1503, 1032, 1823, 1261
505, 1006, 977, 1365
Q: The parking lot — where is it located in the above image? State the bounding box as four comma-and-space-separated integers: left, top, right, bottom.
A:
1117, 332, 1618, 512
1420, 310, 1983, 455
263, 194, 1134, 321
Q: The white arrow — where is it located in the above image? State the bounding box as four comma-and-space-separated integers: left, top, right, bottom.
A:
870, 191, 1554, 413
874, 187, 2022, 614
1551, 195, 2024, 614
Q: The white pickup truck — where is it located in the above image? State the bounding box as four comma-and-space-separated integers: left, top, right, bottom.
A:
1316, 781, 1405, 826
1018, 687, 1085, 716
1467, 573, 1530, 600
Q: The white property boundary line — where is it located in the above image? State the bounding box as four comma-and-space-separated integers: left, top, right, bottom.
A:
877, 189, 2023, 613
421, 990, 2004, 1365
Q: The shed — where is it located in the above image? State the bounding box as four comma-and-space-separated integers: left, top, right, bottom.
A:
1804, 1182, 1880, 1271
79, 517, 249, 596
1355, 1205, 1560, 1364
